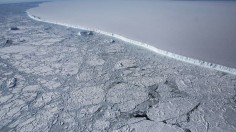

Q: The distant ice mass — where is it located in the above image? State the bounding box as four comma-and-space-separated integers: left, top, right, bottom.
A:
28, 0, 236, 69
0, 0, 58, 4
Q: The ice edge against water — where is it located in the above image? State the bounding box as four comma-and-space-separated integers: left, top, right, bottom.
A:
26, 12, 236, 75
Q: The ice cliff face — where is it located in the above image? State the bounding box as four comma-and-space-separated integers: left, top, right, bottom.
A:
27, 0, 236, 69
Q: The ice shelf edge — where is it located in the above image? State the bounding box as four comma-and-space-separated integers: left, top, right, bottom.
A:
27, 11, 236, 75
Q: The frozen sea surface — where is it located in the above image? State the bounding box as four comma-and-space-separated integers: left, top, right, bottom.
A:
0, 2, 236, 132
28, 0, 236, 70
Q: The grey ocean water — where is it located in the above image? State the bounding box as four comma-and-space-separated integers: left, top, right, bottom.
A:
28, 0, 236, 69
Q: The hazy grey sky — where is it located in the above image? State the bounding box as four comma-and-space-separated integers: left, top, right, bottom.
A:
0, 0, 59, 4
1, 0, 236, 4
2, 0, 236, 4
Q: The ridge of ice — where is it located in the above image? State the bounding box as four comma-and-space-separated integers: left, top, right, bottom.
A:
26, 12, 236, 75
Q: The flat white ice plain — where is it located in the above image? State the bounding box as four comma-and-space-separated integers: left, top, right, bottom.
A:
28, 0, 236, 74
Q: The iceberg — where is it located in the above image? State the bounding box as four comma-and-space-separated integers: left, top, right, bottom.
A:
27, 0, 236, 75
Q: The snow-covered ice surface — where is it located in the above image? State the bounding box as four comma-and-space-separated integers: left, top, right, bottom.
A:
0, 2, 236, 132
27, 0, 236, 74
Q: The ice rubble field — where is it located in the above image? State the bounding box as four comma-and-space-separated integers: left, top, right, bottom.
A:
0, 2, 236, 132
28, 0, 236, 71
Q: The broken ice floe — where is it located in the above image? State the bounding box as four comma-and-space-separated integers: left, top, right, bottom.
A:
1, 39, 13, 47
7, 78, 17, 88
9, 27, 19, 31
69, 86, 105, 109
147, 98, 200, 122
78, 31, 93, 36
104, 39, 115, 43
127, 120, 185, 132
114, 59, 137, 69
5, 39, 13, 45
107, 83, 148, 112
